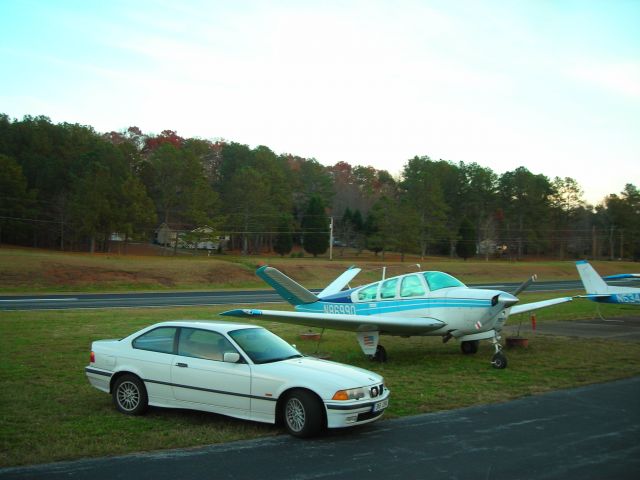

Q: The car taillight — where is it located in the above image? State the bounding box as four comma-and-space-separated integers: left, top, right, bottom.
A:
90, 351, 95, 363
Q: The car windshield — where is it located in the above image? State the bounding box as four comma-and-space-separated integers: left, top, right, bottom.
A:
228, 328, 303, 364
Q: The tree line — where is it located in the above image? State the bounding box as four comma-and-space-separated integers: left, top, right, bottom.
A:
1, 113, 638, 260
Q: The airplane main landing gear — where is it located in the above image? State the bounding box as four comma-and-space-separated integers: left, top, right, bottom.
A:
460, 340, 479, 355
370, 345, 387, 363
490, 334, 508, 369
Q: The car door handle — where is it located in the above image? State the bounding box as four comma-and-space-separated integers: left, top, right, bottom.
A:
175, 362, 188, 368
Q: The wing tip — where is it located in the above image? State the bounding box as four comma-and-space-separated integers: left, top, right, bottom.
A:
221, 308, 261, 317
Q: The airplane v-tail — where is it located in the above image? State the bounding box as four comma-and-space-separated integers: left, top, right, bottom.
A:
222, 265, 573, 369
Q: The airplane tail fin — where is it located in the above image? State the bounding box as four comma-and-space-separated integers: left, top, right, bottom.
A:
256, 266, 318, 306
576, 260, 610, 294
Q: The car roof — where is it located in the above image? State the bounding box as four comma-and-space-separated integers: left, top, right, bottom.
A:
152, 320, 261, 333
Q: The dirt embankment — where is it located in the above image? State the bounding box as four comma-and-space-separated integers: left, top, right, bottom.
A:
1, 246, 637, 293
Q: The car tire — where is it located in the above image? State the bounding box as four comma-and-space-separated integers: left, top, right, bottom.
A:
113, 374, 148, 415
282, 390, 324, 438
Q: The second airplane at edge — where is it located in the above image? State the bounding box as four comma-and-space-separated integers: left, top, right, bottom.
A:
222, 265, 573, 369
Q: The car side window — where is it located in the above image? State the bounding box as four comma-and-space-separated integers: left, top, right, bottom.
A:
178, 328, 237, 362
400, 275, 426, 298
357, 283, 379, 301
380, 278, 398, 299
132, 327, 177, 354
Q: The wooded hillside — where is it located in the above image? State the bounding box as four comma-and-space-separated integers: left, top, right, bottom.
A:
1, 113, 638, 260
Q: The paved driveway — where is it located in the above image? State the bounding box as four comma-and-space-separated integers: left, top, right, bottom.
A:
504, 316, 640, 340
2, 376, 638, 480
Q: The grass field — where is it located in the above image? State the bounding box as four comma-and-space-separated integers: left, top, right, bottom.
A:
1, 294, 639, 467
1, 247, 639, 467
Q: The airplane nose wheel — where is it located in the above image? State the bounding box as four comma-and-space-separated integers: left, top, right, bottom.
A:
490, 335, 507, 369
491, 351, 507, 369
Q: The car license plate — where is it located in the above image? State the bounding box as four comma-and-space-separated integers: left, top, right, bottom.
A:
372, 398, 388, 412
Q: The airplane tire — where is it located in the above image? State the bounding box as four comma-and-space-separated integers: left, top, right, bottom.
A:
491, 352, 508, 369
371, 345, 387, 363
460, 340, 479, 355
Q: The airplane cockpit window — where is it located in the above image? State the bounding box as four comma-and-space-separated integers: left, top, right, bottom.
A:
400, 275, 426, 297
357, 283, 379, 301
380, 278, 398, 299
424, 272, 464, 291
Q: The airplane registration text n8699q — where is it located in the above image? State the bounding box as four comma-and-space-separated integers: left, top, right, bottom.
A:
323, 304, 357, 315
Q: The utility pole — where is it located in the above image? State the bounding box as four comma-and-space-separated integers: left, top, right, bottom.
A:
609, 226, 615, 261
329, 217, 334, 261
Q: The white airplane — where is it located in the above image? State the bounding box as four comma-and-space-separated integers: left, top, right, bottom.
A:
222, 266, 573, 369
576, 260, 640, 305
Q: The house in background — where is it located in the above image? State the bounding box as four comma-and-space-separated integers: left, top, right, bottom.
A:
155, 223, 229, 251
183, 226, 229, 251
155, 223, 178, 246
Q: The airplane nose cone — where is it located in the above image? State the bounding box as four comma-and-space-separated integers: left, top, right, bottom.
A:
498, 292, 519, 307
492, 292, 519, 307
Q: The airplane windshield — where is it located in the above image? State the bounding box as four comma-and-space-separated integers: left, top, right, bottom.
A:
357, 283, 379, 301
423, 272, 464, 291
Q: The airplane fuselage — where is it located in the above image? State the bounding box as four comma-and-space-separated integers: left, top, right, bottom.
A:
297, 285, 513, 338
585, 292, 640, 305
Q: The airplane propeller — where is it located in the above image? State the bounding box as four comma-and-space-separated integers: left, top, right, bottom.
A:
512, 274, 538, 297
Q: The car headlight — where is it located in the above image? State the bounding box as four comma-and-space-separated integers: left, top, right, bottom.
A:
332, 387, 366, 401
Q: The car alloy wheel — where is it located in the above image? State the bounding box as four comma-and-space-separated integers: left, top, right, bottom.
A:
282, 390, 323, 438
285, 397, 306, 433
117, 380, 141, 412
112, 374, 148, 415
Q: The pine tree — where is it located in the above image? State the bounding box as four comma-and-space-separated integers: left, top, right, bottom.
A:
456, 217, 476, 260
273, 215, 293, 257
301, 196, 329, 257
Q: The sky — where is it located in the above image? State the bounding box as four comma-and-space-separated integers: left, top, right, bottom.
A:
1, 0, 638, 204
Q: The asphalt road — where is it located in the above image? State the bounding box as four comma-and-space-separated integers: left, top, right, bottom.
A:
503, 316, 640, 341
2, 376, 638, 480
2, 278, 638, 311
0, 290, 282, 311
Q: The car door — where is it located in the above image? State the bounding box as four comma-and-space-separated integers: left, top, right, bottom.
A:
171, 327, 251, 414
127, 326, 178, 401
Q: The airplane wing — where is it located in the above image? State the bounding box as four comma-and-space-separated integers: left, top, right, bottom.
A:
509, 296, 573, 316
603, 274, 640, 280
220, 308, 444, 335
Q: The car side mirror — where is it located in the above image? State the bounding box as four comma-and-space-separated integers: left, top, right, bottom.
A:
223, 352, 241, 363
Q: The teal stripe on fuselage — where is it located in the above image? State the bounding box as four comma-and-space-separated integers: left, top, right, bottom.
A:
299, 298, 492, 315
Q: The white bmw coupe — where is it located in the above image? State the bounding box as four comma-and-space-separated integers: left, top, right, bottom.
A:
86, 320, 389, 437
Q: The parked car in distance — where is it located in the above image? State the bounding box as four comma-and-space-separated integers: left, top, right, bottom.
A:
86, 320, 389, 437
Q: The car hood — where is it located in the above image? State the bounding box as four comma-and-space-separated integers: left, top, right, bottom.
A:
255, 356, 382, 389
